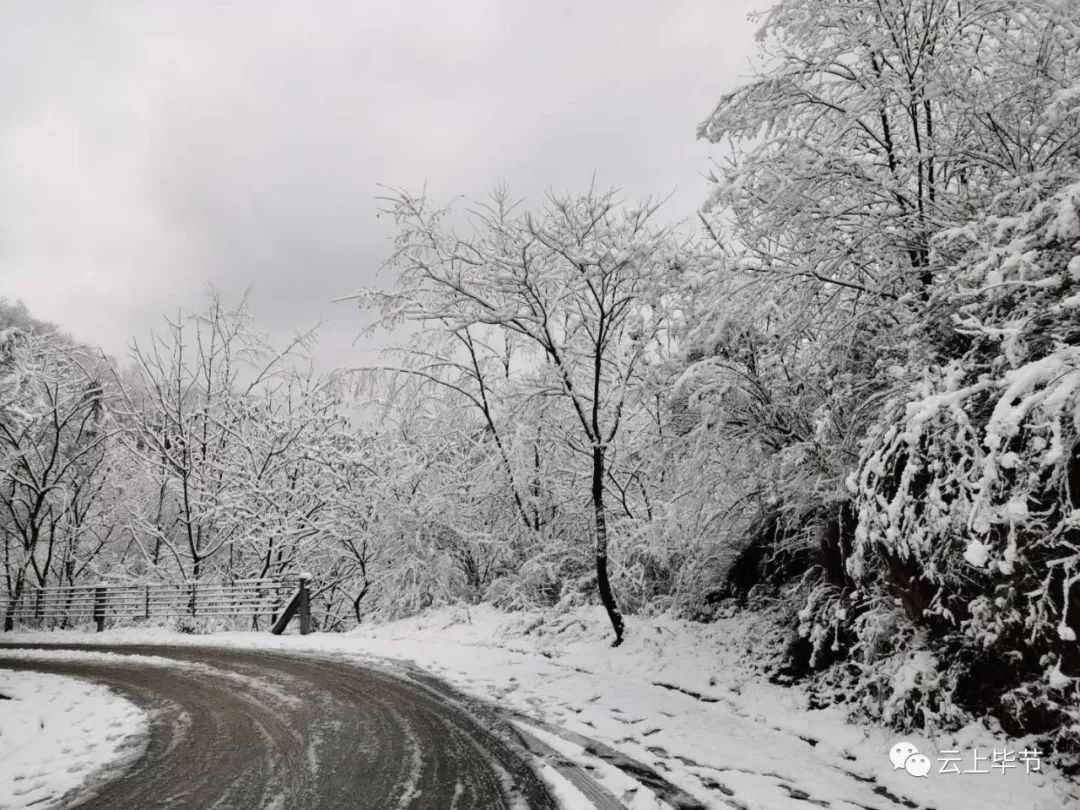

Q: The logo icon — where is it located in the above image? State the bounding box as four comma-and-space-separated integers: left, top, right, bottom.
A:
889, 741, 930, 777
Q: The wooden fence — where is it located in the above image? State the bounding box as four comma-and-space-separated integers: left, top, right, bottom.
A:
2, 576, 312, 634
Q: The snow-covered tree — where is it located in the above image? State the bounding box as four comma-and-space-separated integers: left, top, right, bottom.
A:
356, 186, 686, 644
111, 294, 326, 583
699, 0, 1080, 300
683, 0, 1080, 757
1, 330, 113, 628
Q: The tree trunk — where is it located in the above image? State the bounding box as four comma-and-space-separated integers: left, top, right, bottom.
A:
592, 445, 624, 646
189, 557, 201, 615
352, 581, 370, 624
3, 574, 25, 632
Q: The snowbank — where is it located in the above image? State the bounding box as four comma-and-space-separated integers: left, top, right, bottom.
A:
0, 669, 147, 809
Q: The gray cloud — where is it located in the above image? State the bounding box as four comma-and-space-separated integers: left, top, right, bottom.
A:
0, 0, 758, 368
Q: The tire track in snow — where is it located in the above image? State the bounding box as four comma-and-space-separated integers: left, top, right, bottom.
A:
0, 644, 560, 810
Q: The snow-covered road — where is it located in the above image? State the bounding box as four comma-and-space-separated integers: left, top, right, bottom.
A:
0, 644, 566, 809
3, 606, 1076, 809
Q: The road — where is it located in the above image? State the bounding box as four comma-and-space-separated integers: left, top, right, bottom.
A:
0, 644, 561, 810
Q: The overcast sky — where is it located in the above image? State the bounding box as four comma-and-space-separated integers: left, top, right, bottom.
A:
1, 1, 759, 368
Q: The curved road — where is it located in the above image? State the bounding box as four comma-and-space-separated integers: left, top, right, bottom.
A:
0, 644, 560, 810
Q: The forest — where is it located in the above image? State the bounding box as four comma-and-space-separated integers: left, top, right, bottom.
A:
3, 0, 1079, 768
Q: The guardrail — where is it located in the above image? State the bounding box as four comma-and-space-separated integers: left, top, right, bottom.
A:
2, 576, 312, 634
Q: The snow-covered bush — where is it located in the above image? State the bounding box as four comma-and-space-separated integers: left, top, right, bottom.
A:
688, 0, 1080, 763
835, 176, 1080, 760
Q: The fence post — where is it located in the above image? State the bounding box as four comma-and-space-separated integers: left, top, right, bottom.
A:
298, 573, 312, 636
93, 584, 107, 633
144, 585, 150, 620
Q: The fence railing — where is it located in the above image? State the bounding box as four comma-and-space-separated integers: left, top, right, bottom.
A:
2, 576, 312, 634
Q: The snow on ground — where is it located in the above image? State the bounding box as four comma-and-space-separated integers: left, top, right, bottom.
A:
518, 720, 669, 809
340, 606, 1079, 810
0, 669, 147, 810
4, 606, 1078, 810
537, 762, 598, 810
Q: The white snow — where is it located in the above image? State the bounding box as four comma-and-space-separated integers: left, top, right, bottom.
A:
0, 669, 147, 810
536, 764, 596, 810
1046, 664, 1073, 691
4, 605, 1077, 810
518, 721, 669, 809
964, 540, 991, 568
